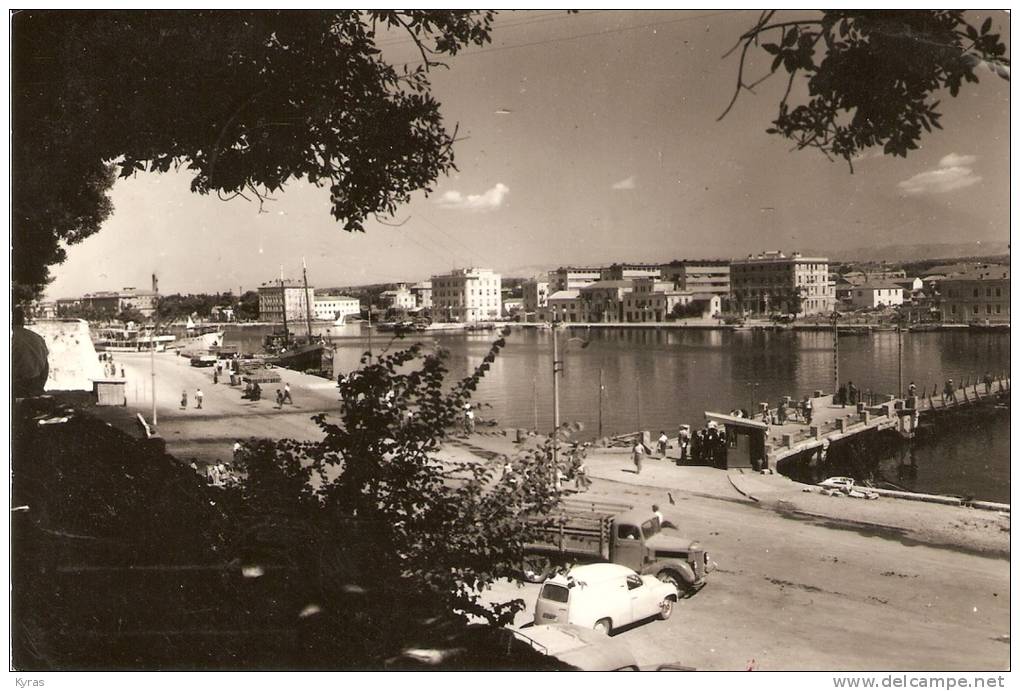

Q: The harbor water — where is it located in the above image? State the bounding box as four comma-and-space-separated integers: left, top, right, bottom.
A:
222, 324, 1011, 502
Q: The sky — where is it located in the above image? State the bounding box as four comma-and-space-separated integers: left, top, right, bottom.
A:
44, 10, 1010, 298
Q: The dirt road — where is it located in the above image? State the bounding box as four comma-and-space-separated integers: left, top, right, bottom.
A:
483, 477, 1009, 671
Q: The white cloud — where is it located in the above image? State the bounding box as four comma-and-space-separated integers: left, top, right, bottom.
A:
437, 182, 509, 211
898, 154, 982, 196
939, 153, 977, 168
611, 175, 636, 190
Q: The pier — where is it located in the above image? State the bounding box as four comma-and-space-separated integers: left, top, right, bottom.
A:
713, 374, 1011, 471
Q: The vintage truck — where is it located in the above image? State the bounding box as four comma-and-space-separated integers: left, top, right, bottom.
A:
522, 499, 715, 594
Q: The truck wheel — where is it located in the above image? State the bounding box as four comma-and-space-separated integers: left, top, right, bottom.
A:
656, 569, 681, 590
522, 555, 552, 583
659, 595, 676, 621
593, 618, 612, 635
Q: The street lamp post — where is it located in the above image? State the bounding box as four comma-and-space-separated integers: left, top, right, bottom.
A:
831, 311, 841, 394
551, 322, 589, 466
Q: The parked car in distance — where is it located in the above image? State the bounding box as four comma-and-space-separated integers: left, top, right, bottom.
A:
511, 624, 638, 670
534, 563, 678, 635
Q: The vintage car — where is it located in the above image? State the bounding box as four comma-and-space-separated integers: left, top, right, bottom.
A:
534, 562, 678, 635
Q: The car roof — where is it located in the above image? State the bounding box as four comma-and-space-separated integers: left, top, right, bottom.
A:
563, 562, 636, 584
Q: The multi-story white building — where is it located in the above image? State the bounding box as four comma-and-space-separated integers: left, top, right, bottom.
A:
659, 261, 731, 296
730, 251, 833, 316
409, 281, 432, 309
431, 268, 502, 322
379, 284, 416, 311
81, 288, 158, 317
313, 294, 361, 321
258, 280, 315, 323
600, 263, 660, 282
522, 279, 549, 315
548, 267, 602, 293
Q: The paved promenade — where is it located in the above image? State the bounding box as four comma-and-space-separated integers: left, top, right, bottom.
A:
96, 351, 343, 465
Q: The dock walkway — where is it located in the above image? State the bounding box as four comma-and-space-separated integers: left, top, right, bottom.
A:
758, 376, 1009, 468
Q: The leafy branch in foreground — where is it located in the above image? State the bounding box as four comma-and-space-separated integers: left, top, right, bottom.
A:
721, 11, 1009, 167
226, 330, 587, 637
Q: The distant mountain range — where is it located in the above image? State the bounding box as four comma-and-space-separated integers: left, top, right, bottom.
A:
806, 242, 1009, 264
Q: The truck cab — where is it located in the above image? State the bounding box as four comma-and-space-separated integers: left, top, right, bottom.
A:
610, 509, 714, 593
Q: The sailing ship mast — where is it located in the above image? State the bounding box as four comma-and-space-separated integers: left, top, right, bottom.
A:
279, 266, 289, 345
302, 257, 314, 341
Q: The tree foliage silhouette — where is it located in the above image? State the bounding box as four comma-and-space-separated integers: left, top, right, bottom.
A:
722, 11, 1009, 168
12, 10, 495, 295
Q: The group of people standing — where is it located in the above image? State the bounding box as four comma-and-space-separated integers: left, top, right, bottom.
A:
632, 421, 728, 473
835, 381, 861, 407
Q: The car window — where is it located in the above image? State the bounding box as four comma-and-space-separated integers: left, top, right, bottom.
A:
540, 584, 569, 603
626, 575, 643, 590
617, 524, 641, 540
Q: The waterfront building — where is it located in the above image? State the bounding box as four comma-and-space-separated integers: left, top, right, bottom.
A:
55, 297, 82, 315
659, 261, 731, 296
313, 294, 361, 321
522, 279, 549, 317
82, 287, 158, 317
600, 263, 660, 282
379, 284, 416, 311
409, 281, 432, 309
730, 251, 834, 316
849, 282, 905, 309
939, 265, 1010, 324
544, 289, 582, 322
548, 267, 602, 293
258, 279, 315, 323
578, 280, 634, 323
31, 301, 58, 319
431, 268, 502, 323
503, 298, 524, 318
210, 305, 235, 322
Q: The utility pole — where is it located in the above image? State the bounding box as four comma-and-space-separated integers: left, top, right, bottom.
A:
831, 312, 840, 394
897, 322, 903, 398
597, 367, 604, 439
552, 322, 561, 466
150, 272, 159, 429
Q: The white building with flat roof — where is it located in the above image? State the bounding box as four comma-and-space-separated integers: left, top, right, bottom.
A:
431, 268, 502, 322
313, 295, 361, 321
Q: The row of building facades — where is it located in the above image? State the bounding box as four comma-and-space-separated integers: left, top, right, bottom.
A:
45, 254, 1009, 325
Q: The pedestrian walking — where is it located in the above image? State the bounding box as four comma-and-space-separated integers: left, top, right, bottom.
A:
632, 439, 646, 475
803, 396, 813, 425
677, 425, 691, 466
463, 404, 475, 435
275, 389, 284, 409
213, 369, 219, 385
847, 381, 858, 405
120, 367, 125, 378
253, 382, 262, 401
282, 382, 293, 404
180, 389, 188, 409
943, 379, 956, 403
657, 431, 669, 459
195, 388, 203, 409
983, 372, 994, 394
837, 383, 847, 407
907, 381, 917, 398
